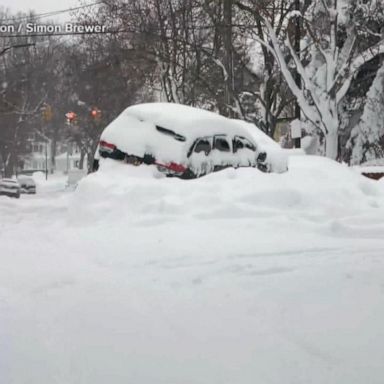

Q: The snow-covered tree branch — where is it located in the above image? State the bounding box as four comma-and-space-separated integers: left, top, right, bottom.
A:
238, 0, 384, 159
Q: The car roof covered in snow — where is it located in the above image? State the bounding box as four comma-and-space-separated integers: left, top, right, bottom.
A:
0, 178, 19, 184
230, 119, 281, 151
124, 103, 259, 139
17, 175, 36, 184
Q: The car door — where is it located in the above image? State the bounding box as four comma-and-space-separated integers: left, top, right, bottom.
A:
232, 135, 257, 167
187, 137, 214, 176
212, 135, 233, 171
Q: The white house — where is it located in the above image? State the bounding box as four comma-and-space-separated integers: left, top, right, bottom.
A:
22, 137, 87, 174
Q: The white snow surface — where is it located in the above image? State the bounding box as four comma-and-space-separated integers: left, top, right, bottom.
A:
1, 156, 384, 384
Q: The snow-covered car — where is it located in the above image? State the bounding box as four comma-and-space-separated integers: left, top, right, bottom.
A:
17, 175, 36, 194
0, 178, 21, 198
95, 103, 287, 178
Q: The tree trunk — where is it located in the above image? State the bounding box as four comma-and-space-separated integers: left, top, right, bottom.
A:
79, 150, 86, 170
4, 154, 14, 178
223, 0, 233, 116
325, 131, 338, 160
51, 125, 58, 174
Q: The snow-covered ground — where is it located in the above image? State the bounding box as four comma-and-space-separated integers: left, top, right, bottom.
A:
1, 156, 384, 384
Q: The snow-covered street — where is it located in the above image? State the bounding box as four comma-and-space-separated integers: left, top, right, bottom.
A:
1, 157, 384, 384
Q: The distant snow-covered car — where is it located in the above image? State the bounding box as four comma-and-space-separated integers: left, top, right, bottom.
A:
17, 175, 36, 194
95, 103, 287, 178
0, 178, 21, 198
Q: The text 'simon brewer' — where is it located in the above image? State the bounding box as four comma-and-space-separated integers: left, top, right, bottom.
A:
24, 23, 107, 33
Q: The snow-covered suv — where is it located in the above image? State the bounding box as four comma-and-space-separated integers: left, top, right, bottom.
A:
17, 175, 36, 194
95, 103, 287, 178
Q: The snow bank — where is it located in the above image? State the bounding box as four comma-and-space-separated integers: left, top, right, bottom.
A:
70, 156, 383, 226
32, 172, 68, 194
3, 155, 384, 384
355, 158, 384, 175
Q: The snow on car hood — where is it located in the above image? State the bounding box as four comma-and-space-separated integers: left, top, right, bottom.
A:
232, 120, 288, 172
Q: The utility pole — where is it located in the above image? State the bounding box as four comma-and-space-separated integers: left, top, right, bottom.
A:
45, 141, 48, 180
293, 0, 302, 148
223, 0, 234, 117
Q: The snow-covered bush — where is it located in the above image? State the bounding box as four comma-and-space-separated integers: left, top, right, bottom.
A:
348, 63, 384, 165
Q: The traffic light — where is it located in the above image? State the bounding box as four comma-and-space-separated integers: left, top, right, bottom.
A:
65, 111, 77, 123
90, 107, 101, 121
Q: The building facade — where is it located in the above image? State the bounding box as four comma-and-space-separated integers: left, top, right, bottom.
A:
22, 137, 86, 174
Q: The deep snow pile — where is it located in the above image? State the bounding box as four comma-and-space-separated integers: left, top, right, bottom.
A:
32, 171, 68, 193
71, 156, 383, 225
2, 156, 384, 384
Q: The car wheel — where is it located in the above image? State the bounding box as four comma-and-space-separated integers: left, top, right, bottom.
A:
181, 168, 196, 179
257, 163, 268, 173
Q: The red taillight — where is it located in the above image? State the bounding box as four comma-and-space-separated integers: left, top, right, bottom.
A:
99, 140, 116, 152
155, 161, 186, 175
166, 162, 186, 174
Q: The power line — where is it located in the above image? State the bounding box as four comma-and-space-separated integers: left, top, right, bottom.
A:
0, 1, 104, 23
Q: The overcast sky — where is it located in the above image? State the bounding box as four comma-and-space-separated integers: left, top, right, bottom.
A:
1, 0, 81, 21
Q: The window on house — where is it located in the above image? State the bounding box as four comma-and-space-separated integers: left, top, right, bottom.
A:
34, 143, 45, 153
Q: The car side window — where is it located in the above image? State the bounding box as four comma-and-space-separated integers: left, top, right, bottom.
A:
233, 136, 256, 153
233, 137, 244, 152
213, 136, 230, 152
193, 138, 211, 154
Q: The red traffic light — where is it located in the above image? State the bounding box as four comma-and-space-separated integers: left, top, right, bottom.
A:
90, 108, 101, 119
65, 111, 77, 122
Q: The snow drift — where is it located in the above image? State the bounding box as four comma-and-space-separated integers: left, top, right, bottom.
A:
2, 155, 384, 384
70, 156, 383, 225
